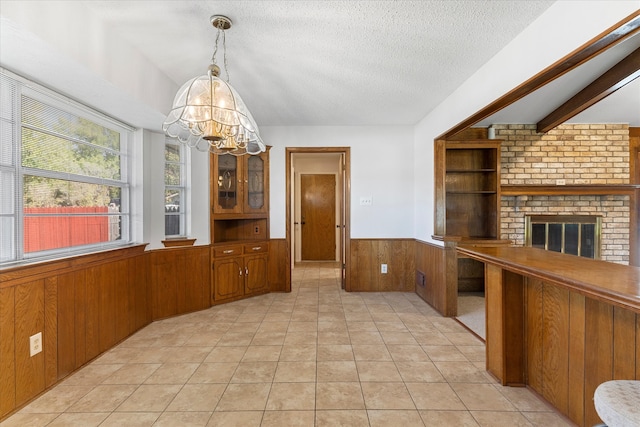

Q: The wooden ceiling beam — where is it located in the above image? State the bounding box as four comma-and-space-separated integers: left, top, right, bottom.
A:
436, 10, 640, 141
537, 47, 640, 133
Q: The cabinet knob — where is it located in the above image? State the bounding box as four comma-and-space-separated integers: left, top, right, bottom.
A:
239, 268, 243, 276
245, 267, 249, 275
223, 250, 234, 254
252, 246, 262, 251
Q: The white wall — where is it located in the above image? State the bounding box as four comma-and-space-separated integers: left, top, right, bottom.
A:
259, 126, 415, 239
413, 0, 640, 244
0, 1, 174, 131
142, 131, 211, 250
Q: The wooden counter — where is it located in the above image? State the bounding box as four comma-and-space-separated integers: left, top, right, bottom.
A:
456, 245, 640, 427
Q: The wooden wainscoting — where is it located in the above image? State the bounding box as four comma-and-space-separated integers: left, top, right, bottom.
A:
525, 278, 640, 426
268, 239, 291, 292
0, 245, 151, 419
149, 245, 210, 320
414, 240, 447, 314
349, 239, 415, 292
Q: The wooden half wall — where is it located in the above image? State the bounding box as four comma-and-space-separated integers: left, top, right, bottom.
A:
414, 240, 447, 314
150, 246, 210, 319
0, 245, 151, 418
349, 239, 416, 292
0, 243, 215, 419
268, 239, 291, 292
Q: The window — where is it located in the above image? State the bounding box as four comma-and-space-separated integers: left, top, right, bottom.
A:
525, 215, 601, 259
0, 70, 132, 265
164, 137, 186, 237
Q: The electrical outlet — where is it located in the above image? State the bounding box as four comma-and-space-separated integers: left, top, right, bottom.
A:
381, 264, 387, 274
30, 332, 42, 357
556, 179, 566, 185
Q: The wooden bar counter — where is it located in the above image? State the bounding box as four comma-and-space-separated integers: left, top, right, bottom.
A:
456, 245, 640, 427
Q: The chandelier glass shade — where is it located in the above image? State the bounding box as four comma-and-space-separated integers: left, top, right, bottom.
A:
162, 15, 265, 156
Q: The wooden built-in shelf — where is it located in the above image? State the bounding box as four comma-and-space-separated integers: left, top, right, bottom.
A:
501, 184, 640, 196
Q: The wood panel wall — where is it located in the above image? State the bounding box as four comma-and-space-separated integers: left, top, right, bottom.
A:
349, 239, 415, 292
0, 245, 151, 419
414, 240, 446, 313
149, 246, 210, 320
0, 244, 217, 419
268, 239, 290, 292
525, 277, 639, 426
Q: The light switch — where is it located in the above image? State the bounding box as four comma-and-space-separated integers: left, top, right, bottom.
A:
360, 196, 372, 206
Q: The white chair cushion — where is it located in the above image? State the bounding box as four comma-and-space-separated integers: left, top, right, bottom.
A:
594, 380, 640, 427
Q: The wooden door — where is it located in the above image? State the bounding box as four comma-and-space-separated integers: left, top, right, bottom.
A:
212, 257, 243, 301
301, 174, 336, 260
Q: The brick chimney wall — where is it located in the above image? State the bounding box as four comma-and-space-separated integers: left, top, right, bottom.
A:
497, 124, 630, 264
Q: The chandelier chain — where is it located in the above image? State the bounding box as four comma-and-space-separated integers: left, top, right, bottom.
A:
223, 29, 229, 83
211, 26, 221, 66
210, 23, 230, 83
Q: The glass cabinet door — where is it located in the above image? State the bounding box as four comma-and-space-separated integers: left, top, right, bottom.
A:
215, 154, 240, 213
246, 155, 264, 211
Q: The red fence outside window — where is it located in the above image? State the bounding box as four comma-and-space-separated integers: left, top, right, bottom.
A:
23, 207, 113, 253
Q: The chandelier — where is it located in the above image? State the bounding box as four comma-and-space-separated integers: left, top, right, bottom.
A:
163, 15, 265, 156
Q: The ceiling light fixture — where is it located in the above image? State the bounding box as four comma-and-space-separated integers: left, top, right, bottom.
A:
163, 15, 265, 156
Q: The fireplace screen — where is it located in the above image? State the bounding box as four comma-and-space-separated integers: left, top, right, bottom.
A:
525, 215, 601, 259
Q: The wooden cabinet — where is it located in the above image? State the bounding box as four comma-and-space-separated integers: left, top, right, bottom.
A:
210, 149, 271, 304
211, 149, 270, 244
212, 151, 269, 216
435, 139, 501, 239
211, 243, 269, 303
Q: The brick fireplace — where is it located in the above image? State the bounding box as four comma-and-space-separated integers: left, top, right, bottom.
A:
496, 124, 631, 264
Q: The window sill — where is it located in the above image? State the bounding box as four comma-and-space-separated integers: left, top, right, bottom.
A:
161, 238, 197, 248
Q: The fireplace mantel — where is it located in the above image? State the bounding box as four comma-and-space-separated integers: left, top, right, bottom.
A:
501, 184, 640, 196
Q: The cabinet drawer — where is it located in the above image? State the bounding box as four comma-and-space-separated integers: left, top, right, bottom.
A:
213, 245, 243, 258
244, 242, 269, 254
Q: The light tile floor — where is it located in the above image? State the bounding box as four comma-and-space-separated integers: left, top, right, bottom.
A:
1, 262, 574, 426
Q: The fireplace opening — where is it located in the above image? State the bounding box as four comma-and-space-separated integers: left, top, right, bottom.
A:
525, 215, 602, 259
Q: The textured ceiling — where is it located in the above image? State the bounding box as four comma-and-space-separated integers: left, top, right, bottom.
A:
2, 1, 637, 131
78, 0, 556, 127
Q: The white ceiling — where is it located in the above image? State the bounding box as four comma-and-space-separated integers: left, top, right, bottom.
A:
478, 30, 640, 128
1, 1, 638, 131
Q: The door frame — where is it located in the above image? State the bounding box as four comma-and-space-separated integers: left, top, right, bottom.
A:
286, 147, 351, 290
